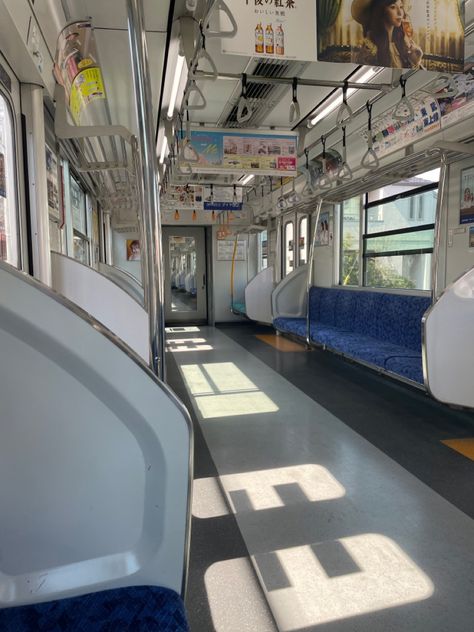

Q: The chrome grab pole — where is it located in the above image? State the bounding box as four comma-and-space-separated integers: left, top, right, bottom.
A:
431, 153, 448, 304
126, 0, 166, 380
275, 215, 282, 286
306, 199, 323, 347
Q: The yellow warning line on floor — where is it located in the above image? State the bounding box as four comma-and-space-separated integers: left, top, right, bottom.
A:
256, 334, 306, 352
441, 438, 474, 461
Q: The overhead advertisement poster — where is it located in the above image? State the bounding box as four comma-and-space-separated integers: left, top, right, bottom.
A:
361, 72, 474, 162
222, 0, 317, 62
317, 0, 464, 72
180, 128, 298, 177
161, 185, 204, 211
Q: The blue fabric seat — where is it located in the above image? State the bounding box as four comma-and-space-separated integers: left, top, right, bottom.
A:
274, 287, 430, 384
232, 301, 247, 315
0, 586, 189, 632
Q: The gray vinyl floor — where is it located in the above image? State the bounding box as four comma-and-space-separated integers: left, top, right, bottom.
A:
167, 326, 474, 632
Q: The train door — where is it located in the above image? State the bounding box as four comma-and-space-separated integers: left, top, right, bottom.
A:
163, 226, 207, 323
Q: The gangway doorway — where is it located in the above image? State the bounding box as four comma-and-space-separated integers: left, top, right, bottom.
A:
163, 226, 207, 323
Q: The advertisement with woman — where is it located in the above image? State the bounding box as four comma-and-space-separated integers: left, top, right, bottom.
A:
317, 0, 465, 72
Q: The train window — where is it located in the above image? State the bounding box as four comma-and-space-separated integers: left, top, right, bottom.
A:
259, 230, 268, 271
298, 217, 308, 265
364, 184, 438, 291
0, 92, 18, 266
70, 176, 90, 265
284, 220, 294, 276
340, 197, 361, 286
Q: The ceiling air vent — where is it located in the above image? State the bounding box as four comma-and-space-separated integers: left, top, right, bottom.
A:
219, 58, 309, 128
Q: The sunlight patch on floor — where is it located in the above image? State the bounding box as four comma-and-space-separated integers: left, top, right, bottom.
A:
221, 464, 346, 512
180, 361, 279, 418
192, 476, 230, 519
253, 535, 434, 631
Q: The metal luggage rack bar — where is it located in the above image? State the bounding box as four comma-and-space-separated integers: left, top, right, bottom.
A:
53, 83, 139, 214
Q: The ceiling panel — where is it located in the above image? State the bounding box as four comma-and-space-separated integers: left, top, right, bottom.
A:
65, 0, 170, 31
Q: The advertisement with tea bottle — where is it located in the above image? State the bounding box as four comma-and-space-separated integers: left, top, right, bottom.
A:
222, 0, 317, 62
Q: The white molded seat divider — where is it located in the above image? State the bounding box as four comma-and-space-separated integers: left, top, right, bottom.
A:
271, 265, 308, 319
52, 253, 148, 361
98, 262, 144, 306
245, 266, 275, 324
0, 261, 193, 605
423, 266, 474, 408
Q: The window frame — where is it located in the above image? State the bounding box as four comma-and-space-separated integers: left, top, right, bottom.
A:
340, 179, 438, 292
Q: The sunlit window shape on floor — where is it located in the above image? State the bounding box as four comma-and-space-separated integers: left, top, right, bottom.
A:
204, 557, 277, 632
192, 476, 231, 519
166, 337, 214, 353
180, 362, 279, 419
246, 535, 434, 631
222, 465, 346, 513
165, 326, 200, 333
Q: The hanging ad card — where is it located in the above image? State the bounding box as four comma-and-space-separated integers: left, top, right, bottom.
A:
460, 167, 474, 225
317, 0, 465, 72
222, 0, 317, 62
161, 185, 204, 211
203, 186, 243, 211
179, 128, 298, 177
361, 71, 474, 162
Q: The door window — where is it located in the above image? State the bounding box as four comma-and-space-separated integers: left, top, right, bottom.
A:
0, 92, 18, 266
284, 220, 294, 276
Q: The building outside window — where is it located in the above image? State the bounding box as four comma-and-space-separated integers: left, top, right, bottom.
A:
340, 169, 439, 291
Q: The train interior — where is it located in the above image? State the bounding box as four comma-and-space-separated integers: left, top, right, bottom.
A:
0, 0, 474, 630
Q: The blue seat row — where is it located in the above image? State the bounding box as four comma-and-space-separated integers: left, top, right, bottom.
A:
274, 287, 431, 384
0, 586, 189, 631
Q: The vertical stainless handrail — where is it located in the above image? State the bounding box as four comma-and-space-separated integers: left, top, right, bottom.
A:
127, 0, 166, 380
274, 215, 282, 286
306, 199, 323, 347
131, 135, 149, 310
431, 153, 448, 304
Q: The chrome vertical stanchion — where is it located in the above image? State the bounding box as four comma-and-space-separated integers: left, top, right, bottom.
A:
306, 199, 323, 347
126, 0, 166, 380
274, 215, 282, 286
131, 135, 149, 310
431, 153, 447, 304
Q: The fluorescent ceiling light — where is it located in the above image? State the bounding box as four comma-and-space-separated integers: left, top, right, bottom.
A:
159, 136, 168, 164
310, 67, 379, 126
167, 54, 185, 119
240, 174, 255, 186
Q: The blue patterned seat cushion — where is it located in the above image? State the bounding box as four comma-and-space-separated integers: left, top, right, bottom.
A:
0, 586, 189, 632
385, 355, 425, 384
273, 317, 307, 338
275, 288, 430, 384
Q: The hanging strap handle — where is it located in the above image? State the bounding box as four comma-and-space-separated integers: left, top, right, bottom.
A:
289, 77, 301, 124
337, 125, 353, 182
426, 74, 457, 98
203, 0, 238, 39
361, 102, 379, 170
393, 76, 415, 121
186, 0, 198, 12
185, 80, 207, 110
190, 24, 218, 81
336, 80, 353, 126
317, 136, 332, 191
178, 110, 199, 164
301, 148, 314, 199
237, 73, 253, 123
